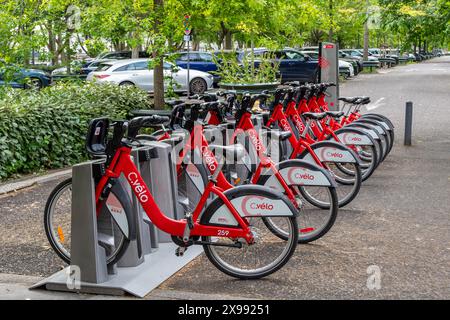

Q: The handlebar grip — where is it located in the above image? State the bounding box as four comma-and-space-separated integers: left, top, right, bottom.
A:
142, 115, 170, 127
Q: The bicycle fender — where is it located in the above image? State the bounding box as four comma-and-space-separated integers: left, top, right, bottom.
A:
298, 141, 361, 164
346, 123, 380, 140
354, 119, 386, 135
200, 185, 298, 228
333, 127, 375, 146
360, 116, 393, 131
361, 114, 394, 130
258, 159, 336, 189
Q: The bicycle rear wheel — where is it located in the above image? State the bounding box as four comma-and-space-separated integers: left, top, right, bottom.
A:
44, 178, 131, 265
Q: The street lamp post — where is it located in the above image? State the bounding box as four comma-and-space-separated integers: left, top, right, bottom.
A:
184, 15, 191, 98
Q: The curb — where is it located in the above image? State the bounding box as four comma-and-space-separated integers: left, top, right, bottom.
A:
0, 169, 71, 195
0, 273, 252, 300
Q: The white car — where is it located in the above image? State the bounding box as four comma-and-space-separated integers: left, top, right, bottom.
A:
339, 60, 355, 78
86, 59, 214, 94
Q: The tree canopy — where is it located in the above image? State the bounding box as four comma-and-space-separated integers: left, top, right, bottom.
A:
1, 0, 448, 65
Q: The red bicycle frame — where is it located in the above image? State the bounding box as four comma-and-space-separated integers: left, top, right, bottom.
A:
94, 145, 253, 242
156, 118, 299, 208
264, 102, 326, 165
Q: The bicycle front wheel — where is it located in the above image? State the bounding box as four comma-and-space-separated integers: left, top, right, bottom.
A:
44, 178, 131, 265
202, 216, 298, 279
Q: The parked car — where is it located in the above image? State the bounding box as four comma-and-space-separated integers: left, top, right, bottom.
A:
96, 51, 150, 60
433, 49, 444, 57
173, 51, 220, 85
341, 49, 380, 68
86, 58, 214, 94
51, 59, 113, 77
300, 50, 319, 60
0, 61, 51, 89
238, 48, 319, 83
339, 50, 363, 73
301, 50, 356, 78
339, 60, 355, 78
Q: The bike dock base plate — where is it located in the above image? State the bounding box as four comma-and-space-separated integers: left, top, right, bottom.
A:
30, 243, 203, 298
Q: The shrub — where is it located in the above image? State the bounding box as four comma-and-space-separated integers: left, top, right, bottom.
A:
0, 82, 153, 180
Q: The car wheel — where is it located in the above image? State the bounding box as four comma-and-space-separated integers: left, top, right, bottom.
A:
119, 81, 135, 87
190, 77, 207, 95
29, 78, 43, 90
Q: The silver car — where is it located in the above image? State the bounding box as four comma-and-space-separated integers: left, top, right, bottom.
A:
86, 58, 214, 94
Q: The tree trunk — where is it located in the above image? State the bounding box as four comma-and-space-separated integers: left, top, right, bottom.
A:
363, 21, 369, 61
328, 0, 333, 42
131, 32, 141, 58
220, 21, 232, 50
225, 31, 233, 50
153, 0, 165, 110
363, 0, 369, 61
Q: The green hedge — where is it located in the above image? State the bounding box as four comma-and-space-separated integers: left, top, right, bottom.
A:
0, 82, 153, 180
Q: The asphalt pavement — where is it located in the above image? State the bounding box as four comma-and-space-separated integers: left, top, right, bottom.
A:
159, 56, 450, 299
0, 56, 449, 299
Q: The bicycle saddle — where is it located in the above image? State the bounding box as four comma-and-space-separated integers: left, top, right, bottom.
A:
356, 97, 371, 104
338, 97, 359, 104
165, 99, 185, 107
131, 109, 173, 117
209, 144, 246, 161
325, 111, 345, 118
302, 112, 328, 121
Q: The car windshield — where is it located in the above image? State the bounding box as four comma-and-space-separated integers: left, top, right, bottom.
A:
285, 51, 304, 60
304, 52, 318, 59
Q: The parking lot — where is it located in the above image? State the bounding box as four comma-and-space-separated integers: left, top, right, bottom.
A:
0, 56, 449, 299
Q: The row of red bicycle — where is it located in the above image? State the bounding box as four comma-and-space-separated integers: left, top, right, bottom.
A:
44, 82, 394, 279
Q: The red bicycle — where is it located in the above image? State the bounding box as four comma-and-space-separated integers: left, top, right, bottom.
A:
268, 86, 379, 181
44, 115, 300, 279
143, 100, 339, 244
215, 92, 362, 208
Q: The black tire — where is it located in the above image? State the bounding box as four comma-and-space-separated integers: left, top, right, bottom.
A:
256, 160, 339, 243
28, 78, 43, 90
202, 215, 298, 279
297, 142, 363, 208
44, 178, 131, 266
119, 81, 135, 87
329, 128, 379, 181
360, 115, 395, 151
346, 123, 385, 165
201, 187, 298, 279
355, 119, 392, 160
190, 77, 208, 95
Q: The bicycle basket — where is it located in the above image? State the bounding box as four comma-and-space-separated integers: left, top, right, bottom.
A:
86, 118, 110, 156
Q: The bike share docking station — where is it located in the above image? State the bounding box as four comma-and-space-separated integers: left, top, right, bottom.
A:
31, 141, 203, 298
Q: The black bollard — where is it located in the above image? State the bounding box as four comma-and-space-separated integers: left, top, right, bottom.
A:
404, 102, 413, 146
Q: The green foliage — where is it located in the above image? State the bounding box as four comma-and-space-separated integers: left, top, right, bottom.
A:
213, 51, 280, 84
0, 82, 152, 180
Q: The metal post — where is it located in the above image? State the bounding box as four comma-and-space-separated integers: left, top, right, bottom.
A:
404, 101, 413, 146
187, 39, 190, 98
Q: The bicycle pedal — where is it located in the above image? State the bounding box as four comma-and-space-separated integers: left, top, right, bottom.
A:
175, 246, 187, 257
